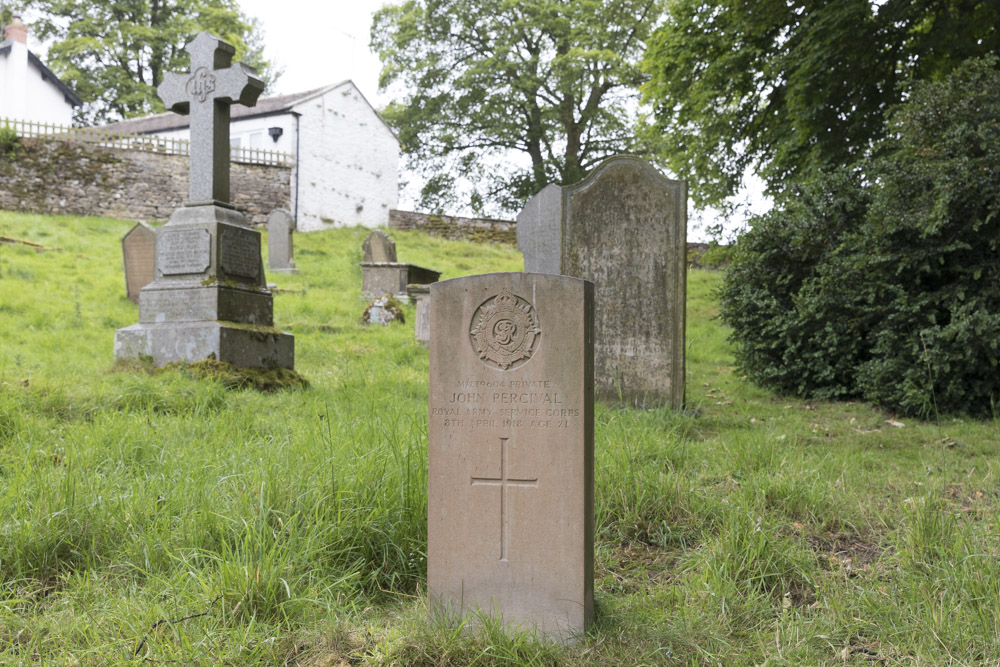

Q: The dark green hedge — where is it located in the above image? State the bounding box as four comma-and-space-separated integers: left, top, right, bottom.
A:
720, 57, 1000, 418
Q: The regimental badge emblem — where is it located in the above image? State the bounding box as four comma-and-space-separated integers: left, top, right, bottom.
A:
470, 289, 541, 370
186, 67, 217, 103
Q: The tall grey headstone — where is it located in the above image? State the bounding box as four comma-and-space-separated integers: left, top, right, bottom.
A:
516, 155, 686, 408
114, 32, 293, 369
267, 209, 298, 274
428, 272, 594, 642
362, 230, 397, 263
515, 183, 562, 276
122, 222, 156, 304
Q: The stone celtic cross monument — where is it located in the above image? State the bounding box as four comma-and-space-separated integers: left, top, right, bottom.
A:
428, 272, 594, 642
114, 32, 293, 368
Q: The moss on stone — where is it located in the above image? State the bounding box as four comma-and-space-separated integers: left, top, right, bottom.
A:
159, 359, 309, 392
394, 213, 517, 246
216, 320, 287, 342
112, 357, 308, 393
362, 293, 406, 325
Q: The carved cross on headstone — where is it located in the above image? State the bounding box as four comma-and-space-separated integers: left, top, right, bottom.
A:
471, 437, 538, 562
158, 32, 264, 206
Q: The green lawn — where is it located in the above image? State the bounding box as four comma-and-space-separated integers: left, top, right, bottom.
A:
0, 211, 998, 665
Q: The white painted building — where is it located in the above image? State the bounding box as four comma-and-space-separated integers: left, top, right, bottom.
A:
105, 81, 400, 231
0, 15, 81, 125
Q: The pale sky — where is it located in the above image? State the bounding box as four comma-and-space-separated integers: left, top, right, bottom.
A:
236, 0, 390, 106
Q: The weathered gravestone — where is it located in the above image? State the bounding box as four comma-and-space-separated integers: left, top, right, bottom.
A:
122, 222, 156, 304
428, 272, 594, 642
267, 209, 298, 274
362, 229, 396, 263
516, 155, 686, 408
114, 32, 293, 368
360, 230, 441, 297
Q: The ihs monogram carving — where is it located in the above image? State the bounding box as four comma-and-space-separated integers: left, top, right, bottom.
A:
470, 289, 541, 370
186, 68, 217, 103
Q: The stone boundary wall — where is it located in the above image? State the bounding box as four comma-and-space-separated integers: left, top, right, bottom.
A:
389, 209, 517, 245
0, 137, 291, 226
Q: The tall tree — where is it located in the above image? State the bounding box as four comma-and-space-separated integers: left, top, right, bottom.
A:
23, 0, 280, 125
641, 0, 1000, 211
371, 0, 663, 214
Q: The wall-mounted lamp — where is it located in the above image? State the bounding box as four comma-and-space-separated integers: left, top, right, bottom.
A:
268, 127, 283, 142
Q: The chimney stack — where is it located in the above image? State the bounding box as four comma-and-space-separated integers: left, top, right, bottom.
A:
5, 14, 27, 44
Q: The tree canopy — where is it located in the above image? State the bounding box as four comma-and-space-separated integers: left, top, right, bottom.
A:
371, 0, 663, 215
23, 0, 279, 125
642, 0, 1000, 210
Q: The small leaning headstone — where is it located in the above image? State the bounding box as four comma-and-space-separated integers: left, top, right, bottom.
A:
121, 222, 156, 304
362, 229, 397, 263
360, 230, 441, 297
516, 155, 686, 408
266, 209, 298, 274
428, 272, 594, 642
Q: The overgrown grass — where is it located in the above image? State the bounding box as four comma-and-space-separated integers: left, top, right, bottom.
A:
1, 211, 998, 664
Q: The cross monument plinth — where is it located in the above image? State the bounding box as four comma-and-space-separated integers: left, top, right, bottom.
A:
114, 32, 294, 369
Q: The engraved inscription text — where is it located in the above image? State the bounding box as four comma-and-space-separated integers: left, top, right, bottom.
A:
159, 229, 211, 275
220, 229, 261, 279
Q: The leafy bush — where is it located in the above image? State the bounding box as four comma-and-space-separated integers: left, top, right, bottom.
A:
720, 57, 1000, 417
0, 123, 20, 157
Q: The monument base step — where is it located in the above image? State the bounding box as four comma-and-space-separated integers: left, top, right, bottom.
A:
114, 321, 293, 369
139, 284, 274, 325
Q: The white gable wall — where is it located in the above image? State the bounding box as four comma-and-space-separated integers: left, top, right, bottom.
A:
26, 60, 74, 125
0, 41, 75, 125
292, 82, 399, 231
0, 41, 27, 121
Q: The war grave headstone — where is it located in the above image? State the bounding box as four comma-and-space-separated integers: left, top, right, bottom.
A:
267, 209, 298, 274
516, 155, 686, 408
407, 283, 431, 345
114, 32, 293, 369
428, 272, 594, 642
360, 230, 441, 297
122, 222, 156, 304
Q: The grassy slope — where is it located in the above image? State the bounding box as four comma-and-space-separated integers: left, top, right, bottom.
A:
0, 211, 998, 665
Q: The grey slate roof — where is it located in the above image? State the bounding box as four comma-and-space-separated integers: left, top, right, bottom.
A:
0, 38, 83, 107
100, 82, 349, 135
